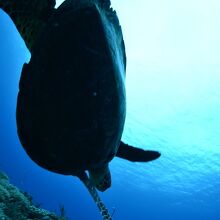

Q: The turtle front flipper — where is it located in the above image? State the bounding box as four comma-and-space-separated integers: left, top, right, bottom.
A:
0, 0, 56, 51
78, 172, 112, 220
116, 141, 161, 162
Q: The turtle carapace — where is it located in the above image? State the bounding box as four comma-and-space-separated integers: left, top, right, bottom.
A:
0, 1, 161, 219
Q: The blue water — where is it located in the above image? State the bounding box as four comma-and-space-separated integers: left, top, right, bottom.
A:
1, 1, 220, 220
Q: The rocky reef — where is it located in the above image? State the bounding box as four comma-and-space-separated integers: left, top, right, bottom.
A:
0, 171, 67, 220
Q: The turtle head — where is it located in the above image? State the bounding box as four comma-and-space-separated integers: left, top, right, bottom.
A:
89, 164, 111, 192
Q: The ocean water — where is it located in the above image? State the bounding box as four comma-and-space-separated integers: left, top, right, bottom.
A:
1, 1, 220, 220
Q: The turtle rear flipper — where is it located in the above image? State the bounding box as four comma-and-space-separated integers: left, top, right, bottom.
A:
116, 142, 161, 162
0, 0, 56, 51
89, 165, 111, 192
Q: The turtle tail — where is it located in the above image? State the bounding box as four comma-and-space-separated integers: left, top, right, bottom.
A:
78, 172, 112, 220
0, 0, 55, 51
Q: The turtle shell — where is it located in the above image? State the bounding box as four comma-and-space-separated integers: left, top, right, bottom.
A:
16, 3, 126, 175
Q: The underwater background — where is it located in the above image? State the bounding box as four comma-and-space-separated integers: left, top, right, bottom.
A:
0, 0, 220, 219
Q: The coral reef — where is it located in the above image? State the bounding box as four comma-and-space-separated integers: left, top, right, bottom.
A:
0, 171, 67, 220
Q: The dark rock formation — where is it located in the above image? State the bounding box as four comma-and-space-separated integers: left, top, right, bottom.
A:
0, 171, 67, 220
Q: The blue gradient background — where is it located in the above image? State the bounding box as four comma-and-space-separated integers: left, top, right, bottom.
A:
0, 1, 220, 219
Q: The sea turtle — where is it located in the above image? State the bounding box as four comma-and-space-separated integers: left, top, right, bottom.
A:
0, 0, 161, 219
